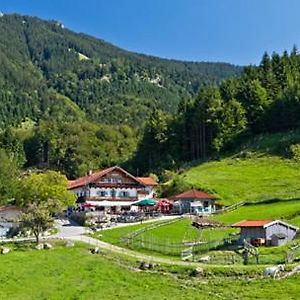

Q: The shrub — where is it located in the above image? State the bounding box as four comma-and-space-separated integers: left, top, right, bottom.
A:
290, 144, 300, 161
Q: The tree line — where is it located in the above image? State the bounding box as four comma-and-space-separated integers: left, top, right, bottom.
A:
131, 47, 300, 173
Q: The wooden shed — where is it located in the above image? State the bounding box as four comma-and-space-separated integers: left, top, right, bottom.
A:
232, 220, 298, 246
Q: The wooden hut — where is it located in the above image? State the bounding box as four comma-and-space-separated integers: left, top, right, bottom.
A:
232, 220, 298, 246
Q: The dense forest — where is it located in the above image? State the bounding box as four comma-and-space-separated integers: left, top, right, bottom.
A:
132, 47, 300, 173
4, 15, 300, 181
0, 14, 240, 128
0, 14, 241, 178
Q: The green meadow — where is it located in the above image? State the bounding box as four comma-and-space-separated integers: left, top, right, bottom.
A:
0, 243, 300, 300
214, 198, 300, 225
176, 130, 300, 206
94, 218, 237, 257
181, 156, 300, 205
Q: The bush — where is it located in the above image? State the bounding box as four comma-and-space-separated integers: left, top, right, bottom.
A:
290, 144, 300, 161
160, 175, 192, 198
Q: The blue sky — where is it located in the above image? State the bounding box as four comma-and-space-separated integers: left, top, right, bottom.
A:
1, 0, 300, 65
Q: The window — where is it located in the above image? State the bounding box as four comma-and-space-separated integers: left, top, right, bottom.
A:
97, 190, 107, 197
119, 191, 129, 197
111, 189, 116, 197
104, 177, 123, 183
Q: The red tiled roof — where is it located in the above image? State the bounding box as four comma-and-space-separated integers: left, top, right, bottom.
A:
136, 177, 158, 186
68, 166, 116, 189
173, 189, 216, 200
232, 220, 273, 228
68, 166, 156, 189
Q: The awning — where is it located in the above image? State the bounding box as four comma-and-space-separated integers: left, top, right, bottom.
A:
86, 200, 135, 207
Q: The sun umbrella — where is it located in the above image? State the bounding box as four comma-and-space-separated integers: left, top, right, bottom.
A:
132, 199, 158, 206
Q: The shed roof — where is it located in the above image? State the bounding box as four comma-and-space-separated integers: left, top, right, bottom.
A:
232, 220, 299, 231
232, 220, 272, 228
173, 189, 216, 200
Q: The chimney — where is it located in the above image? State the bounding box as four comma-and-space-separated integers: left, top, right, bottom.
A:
88, 170, 93, 176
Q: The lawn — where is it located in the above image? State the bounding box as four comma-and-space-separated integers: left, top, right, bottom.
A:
93, 218, 237, 257
214, 198, 300, 225
140, 218, 236, 244
0, 243, 300, 299
180, 156, 300, 205
135, 218, 237, 256
92, 220, 165, 245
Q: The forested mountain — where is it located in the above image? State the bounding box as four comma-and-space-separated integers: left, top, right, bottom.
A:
132, 47, 300, 174
0, 13, 241, 128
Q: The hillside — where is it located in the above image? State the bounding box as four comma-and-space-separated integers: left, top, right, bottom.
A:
168, 130, 300, 206
0, 13, 241, 128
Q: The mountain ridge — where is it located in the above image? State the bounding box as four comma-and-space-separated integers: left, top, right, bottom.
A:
0, 13, 242, 128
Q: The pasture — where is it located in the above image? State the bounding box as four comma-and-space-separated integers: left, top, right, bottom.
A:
94, 218, 237, 257
214, 198, 300, 225
0, 242, 299, 299
181, 156, 300, 205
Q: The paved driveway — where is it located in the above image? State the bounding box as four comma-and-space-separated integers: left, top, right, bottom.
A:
54, 219, 88, 238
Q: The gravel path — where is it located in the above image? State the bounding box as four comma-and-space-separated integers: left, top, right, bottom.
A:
68, 235, 199, 267
55, 218, 199, 267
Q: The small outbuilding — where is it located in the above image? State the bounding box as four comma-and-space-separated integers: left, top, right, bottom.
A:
232, 220, 298, 246
172, 189, 217, 214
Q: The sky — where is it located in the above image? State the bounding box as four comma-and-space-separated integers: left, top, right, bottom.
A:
1, 0, 300, 65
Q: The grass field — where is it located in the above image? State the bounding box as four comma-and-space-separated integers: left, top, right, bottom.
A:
214, 198, 300, 225
94, 218, 237, 257
0, 243, 300, 299
139, 218, 236, 244
174, 130, 300, 206
93, 220, 168, 245
134, 218, 237, 256
181, 156, 300, 205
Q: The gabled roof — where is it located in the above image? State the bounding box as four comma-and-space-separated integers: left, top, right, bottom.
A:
136, 177, 158, 186
232, 220, 299, 231
68, 166, 116, 189
173, 189, 216, 200
68, 166, 156, 189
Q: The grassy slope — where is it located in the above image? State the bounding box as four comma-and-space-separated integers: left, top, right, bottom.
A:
182, 156, 300, 205
214, 199, 300, 225
179, 130, 300, 205
1, 244, 300, 299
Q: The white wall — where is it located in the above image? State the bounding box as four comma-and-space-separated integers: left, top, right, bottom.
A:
89, 187, 137, 198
